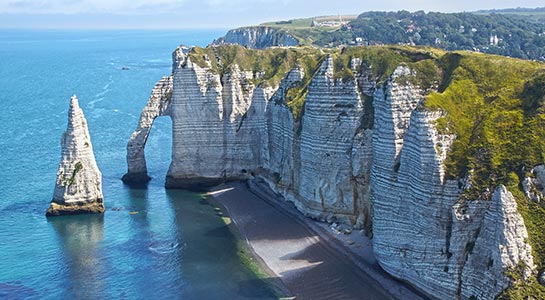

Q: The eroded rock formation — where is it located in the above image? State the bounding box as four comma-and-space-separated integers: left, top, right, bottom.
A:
125, 45, 537, 299
369, 69, 535, 299
122, 76, 173, 184
212, 26, 299, 49
46, 96, 104, 216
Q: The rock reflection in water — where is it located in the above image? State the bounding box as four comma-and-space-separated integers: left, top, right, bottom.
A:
49, 214, 104, 300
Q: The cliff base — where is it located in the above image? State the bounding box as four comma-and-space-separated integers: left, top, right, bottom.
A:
165, 175, 249, 191
46, 200, 105, 217
122, 172, 151, 185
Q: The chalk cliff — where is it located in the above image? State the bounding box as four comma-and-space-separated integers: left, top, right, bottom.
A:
212, 26, 299, 49
47, 96, 104, 216
369, 69, 535, 299
125, 45, 542, 299
122, 76, 173, 184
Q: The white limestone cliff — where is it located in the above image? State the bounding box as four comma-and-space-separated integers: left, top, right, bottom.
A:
370, 68, 535, 299
522, 164, 545, 202
212, 26, 299, 49
165, 48, 275, 189
126, 46, 537, 299
291, 55, 366, 224
47, 96, 104, 216
461, 185, 535, 299
122, 76, 173, 184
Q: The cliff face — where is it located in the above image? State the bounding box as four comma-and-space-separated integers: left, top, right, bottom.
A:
125, 45, 539, 299
212, 26, 299, 49
47, 96, 104, 216
164, 49, 274, 189
123, 76, 173, 184
369, 70, 535, 298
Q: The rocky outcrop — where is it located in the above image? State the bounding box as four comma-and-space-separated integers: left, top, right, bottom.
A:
461, 185, 535, 299
522, 165, 545, 202
164, 51, 275, 190
122, 76, 173, 184
369, 67, 535, 299
46, 96, 104, 216
370, 68, 462, 299
126, 46, 537, 299
288, 55, 366, 224
212, 26, 299, 49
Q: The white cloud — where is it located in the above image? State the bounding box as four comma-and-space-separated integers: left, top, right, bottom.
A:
0, 0, 184, 14
0, 0, 544, 29
0, 0, 296, 14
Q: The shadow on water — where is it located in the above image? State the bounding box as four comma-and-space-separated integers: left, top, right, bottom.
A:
164, 189, 281, 300
48, 214, 105, 300
126, 186, 150, 213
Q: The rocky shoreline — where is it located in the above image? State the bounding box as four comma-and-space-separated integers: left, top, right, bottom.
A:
46, 200, 105, 216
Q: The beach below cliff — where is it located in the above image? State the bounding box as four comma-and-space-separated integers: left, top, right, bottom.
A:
208, 180, 426, 300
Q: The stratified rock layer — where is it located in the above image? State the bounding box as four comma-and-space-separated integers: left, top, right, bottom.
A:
126, 46, 536, 299
47, 96, 104, 216
461, 185, 535, 299
122, 76, 173, 184
212, 26, 299, 49
369, 68, 535, 299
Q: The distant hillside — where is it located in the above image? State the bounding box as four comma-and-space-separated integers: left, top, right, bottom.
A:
214, 9, 545, 61
350, 11, 545, 60
473, 7, 545, 22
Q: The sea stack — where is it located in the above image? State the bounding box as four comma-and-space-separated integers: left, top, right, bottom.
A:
46, 95, 104, 216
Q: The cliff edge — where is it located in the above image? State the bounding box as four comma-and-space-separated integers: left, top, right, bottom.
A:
125, 44, 545, 299
212, 26, 299, 49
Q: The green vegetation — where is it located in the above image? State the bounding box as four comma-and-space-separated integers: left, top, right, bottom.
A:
474, 7, 545, 22
423, 54, 544, 195
284, 54, 324, 119
351, 11, 545, 61
188, 45, 324, 89
332, 46, 444, 86
61, 161, 83, 186
189, 45, 325, 118
498, 248, 545, 299
188, 43, 545, 297
260, 15, 358, 47
422, 53, 545, 298
69, 161, 83, 186
242, 10, 545, 61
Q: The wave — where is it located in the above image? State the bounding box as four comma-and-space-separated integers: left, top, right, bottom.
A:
148, 241, 183, 255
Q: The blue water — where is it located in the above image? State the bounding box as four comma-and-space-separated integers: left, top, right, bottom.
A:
0, 30, 276, 299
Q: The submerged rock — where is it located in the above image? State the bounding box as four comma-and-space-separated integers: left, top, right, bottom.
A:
46, 96, 104, 216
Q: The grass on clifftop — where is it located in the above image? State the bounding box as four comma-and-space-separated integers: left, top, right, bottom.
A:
422, 52, 545, 298
423, 53, 545, 194
189, 44, 545, 297
189, 44, 449, 118
188, 45, 324, 87
189, 45, 326, 119
330, 46, 444, 86
259, 15, 358, 47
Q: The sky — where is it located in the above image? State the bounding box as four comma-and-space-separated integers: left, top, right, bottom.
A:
0, 0, 543, 29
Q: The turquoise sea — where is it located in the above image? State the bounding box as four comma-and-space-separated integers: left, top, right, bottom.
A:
0, 30, 276, 299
